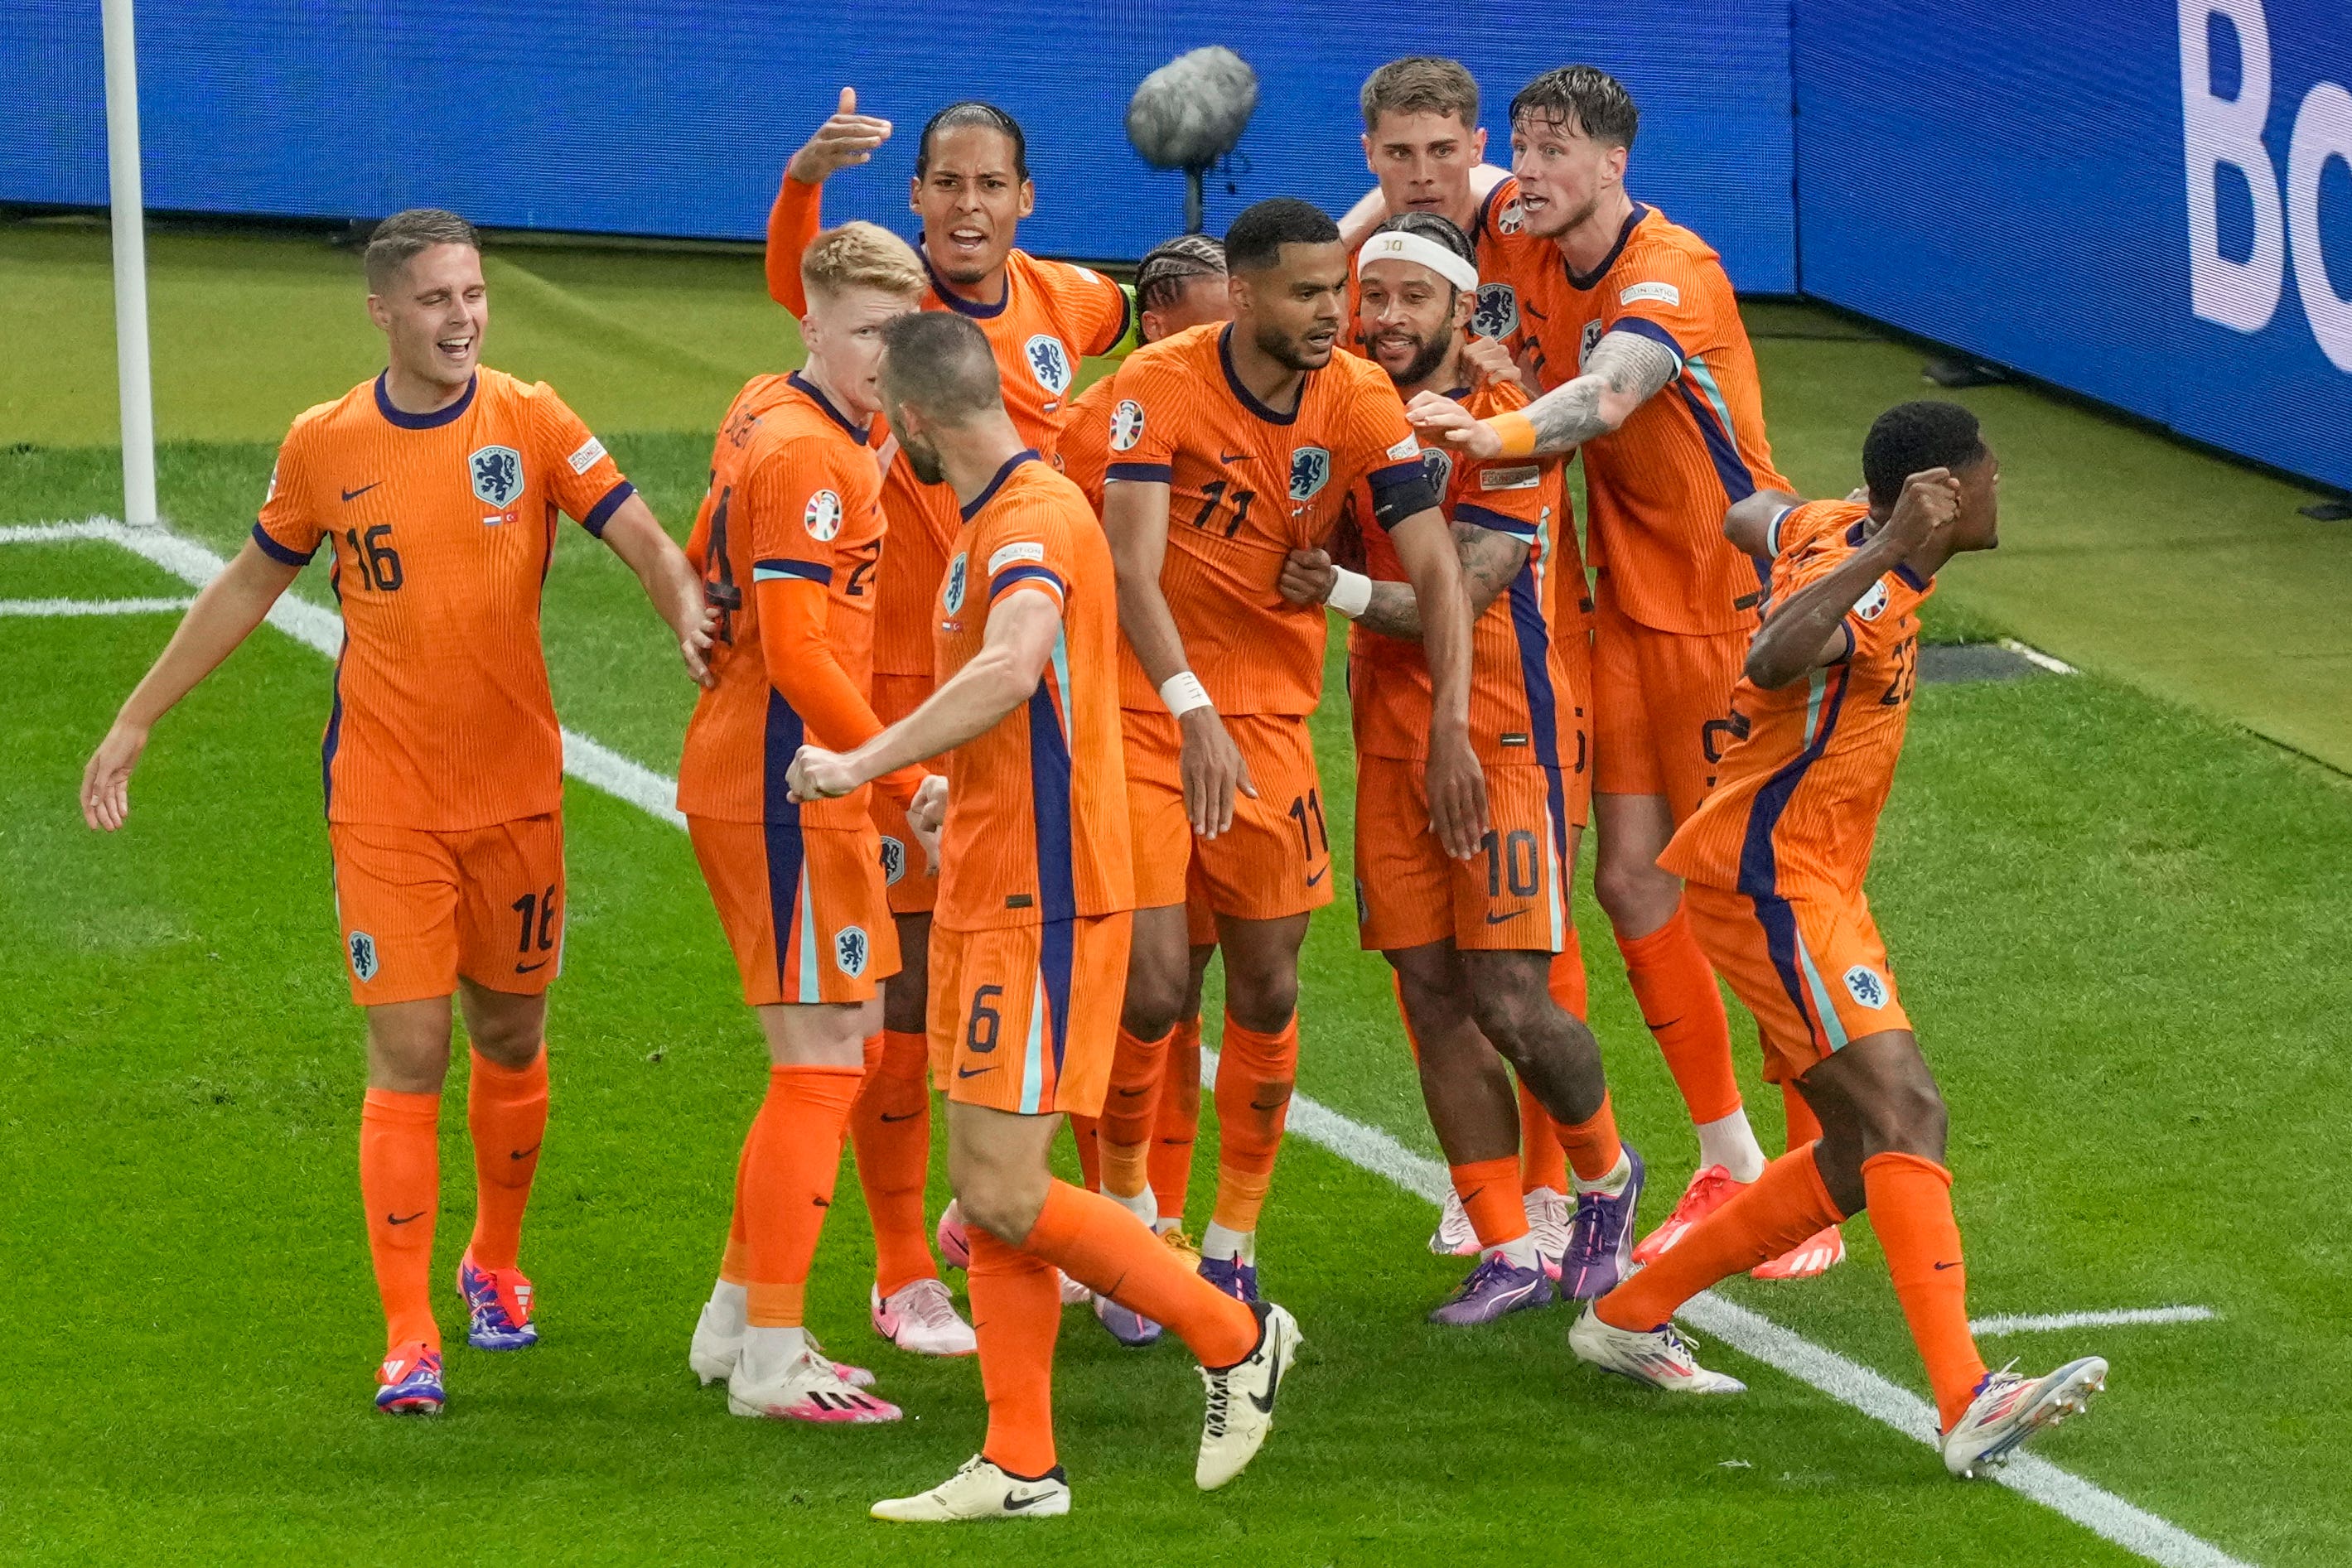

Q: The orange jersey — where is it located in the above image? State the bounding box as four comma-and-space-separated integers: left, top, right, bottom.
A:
254, 369, 633, 830
1659, 501, 1934, 899
1349, 377, 1582, 767
1104, 322, 1436, 714
1051, 372, 1114, 513
933, 454, 1133, 932
1480, 190, 1789, 635
677, 372, 887, 829
767, 176, 1131, 682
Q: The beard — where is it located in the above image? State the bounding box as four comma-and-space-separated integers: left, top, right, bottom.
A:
1527, 192, 1599, 239
1374, 326, 1454, 388
1253, 318, 1333, 373
901, 434, 946, 486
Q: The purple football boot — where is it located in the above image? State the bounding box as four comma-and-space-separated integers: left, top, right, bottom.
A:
1198, 1253, 1259, 1304
1559, 1145, 1646, 1300
1427, 1252, 1556, 1326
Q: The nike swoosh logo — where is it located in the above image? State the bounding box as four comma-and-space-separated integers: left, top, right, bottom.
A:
1248, 1334, 1283, 1414
386, 1210, 426, 1226
509, 1144, 540, 1161
1485, 909, 1528, 925
957, 1064, 997, 1079
1459, 1185, 1487, 1205
1249, 1091, 1290, 1112
879, 1109, 921, 1122
1306, 868, 1328, 887
514, 959, 550, 974
814, 1195, 830, 1208
341, 482, 382, 502
1002, 1488, 1055, 1512
1933, 1260, 1962, 1271
1219, 451, 1248, 464
1115, 1085, 1151, 1098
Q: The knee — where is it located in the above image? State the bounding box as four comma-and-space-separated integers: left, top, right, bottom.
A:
948, 1155, 1042, 1245
1466, 987, 1542, 1057
1121, 963, 1188, 1040
1856, 1067, 1947, 1157
469, 1017, 543, 1068
1591, 856, 1670, 927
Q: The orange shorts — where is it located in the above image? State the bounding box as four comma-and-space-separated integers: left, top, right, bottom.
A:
329, 813, 565, 1006
1354, 757, 1577, 954
1123, 708, 1334, 920
870, 674, 940, 916
930, 912, 1133, 1116
1591, 584, 1749, 822
1683, 880, 1910, 1083
688, 816, 901, 1006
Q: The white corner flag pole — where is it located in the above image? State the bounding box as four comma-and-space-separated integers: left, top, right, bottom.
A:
99, 0, 159, 525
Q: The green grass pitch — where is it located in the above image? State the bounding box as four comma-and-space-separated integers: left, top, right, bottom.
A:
2, 220, 2348, 1566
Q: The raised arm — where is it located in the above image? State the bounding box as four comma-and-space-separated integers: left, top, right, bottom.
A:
81, 537, 302, 830
1384, 506, 1488, 859
766, 87, 895, 312
1408, 327, 1679, 460
595, 494, 717, 687
1743, 470, 1957, 691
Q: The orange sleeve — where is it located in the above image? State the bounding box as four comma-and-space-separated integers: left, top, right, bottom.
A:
756, 577, 921, 804
765, 175, 823, 314
251, 419, 325, 566
1596, 244, 1713, 368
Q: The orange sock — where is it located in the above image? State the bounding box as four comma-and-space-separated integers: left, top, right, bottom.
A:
1516, 1080, 1568, 1195
966, 1228, 1062, 1478
1099, 1025, 1173, 1198
1552, 1091, 1625, 1186
850, 1030, 937, 1297
1864, 1152, 1987, 1430
1149, 1017, 1202, 1223
1069, 1113, 1102, 1192
360, 1088, 442, 1353
739, 1064, 863, 1329
1783, 1079, 1823, 1151
1599, 1142, 1846, 1330
1450, 1156, 1530, 1247
1022, 1180, 1258, 1366
465, 1047, 547, 1273
1615, 901, 1742, 1125
1211, 1015, 1297, 1233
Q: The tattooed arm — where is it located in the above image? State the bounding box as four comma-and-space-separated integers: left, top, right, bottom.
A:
1407, 327, 1680, 460
1276, 522, 1527, 641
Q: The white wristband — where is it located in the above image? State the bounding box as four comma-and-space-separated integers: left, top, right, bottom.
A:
1159, 670, 1214, 718
1326, 567, 1374, 620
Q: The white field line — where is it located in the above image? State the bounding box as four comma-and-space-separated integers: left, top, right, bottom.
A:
1973, 1306, 2216, 1337
0, 596, 194, 616
2001, 637, 2080, 676
31, 516, 2252, 1568
15, 519, 688, 828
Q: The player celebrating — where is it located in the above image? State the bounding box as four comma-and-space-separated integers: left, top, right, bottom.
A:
1335, 59, 1514, 326
768, 93, 1133, 1332
1410, 65, 1814, 1273
679, 222, 968, 1424
1281, 215, 1638, 1315
789, 311, 1298, 1521
1103, 197, 1485, 1306
1570, 403, 2109, 1476
79, 210, 712, 1415
1050, 232, 1232, 1334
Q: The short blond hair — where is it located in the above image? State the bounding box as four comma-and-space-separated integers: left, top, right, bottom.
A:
801, 221, 925, 304
1361, 57, 1480, 133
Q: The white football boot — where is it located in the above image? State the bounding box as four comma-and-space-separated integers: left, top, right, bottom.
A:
871, 1278, 978, 1357
1568, 1303, 1747, 1394
1195, 1301, 1303, 1489
690, 1297, 876, 1389
871, 1455, 1071, 1522
727, 1339, 900, 1424
1942, 1358, 2108, 1478
1427, 1189, 1480, 1257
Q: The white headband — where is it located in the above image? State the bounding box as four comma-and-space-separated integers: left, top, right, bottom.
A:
1355, 229, 1480, 293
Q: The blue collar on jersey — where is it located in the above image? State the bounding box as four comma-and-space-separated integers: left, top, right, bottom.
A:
1844, 515, 1936, 589
923, 246, 1012, 319
1561, 202, 1651, 293
787, 371, 869, 441
1218, 323, 1307, 427
960, 449, 1041, 521
374, 369, 476, 430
